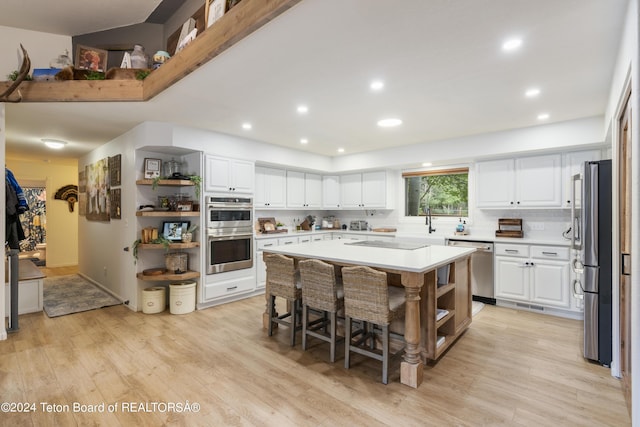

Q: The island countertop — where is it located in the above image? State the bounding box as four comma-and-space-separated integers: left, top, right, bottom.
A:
262, 238, 475, 388
261, 239, 475, 273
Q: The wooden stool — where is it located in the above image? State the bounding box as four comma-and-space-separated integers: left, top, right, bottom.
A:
265, 254, 302, 346
342, 265, 406, 384
299, 258, 344, 362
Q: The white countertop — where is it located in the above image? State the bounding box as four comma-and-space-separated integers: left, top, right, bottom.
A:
261, 239, 475, 273
255, 229, 571, 247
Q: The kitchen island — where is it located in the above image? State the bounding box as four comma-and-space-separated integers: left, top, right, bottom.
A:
262, 239, 474, 388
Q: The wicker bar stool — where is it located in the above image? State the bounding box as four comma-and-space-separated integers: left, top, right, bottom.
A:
265, 254, 302, 346
299, 258, 345, 362
342, 265, 406, 384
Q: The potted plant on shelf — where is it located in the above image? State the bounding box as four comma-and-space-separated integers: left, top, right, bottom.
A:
131, 234, 170, 263
187, 175, 202, 199
276, 222, 285, 230
181, 224, 199, 243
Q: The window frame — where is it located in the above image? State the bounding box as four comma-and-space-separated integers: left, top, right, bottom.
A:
400, 166, 472, 226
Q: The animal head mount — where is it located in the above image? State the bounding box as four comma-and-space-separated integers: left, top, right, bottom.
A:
1, 44, 31, 103
54, 185, 79, 212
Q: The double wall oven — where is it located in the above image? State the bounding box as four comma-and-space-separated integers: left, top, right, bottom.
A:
206, 196, 253, 274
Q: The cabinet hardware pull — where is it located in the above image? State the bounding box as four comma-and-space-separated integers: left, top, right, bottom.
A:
264, 243, 273, 247
542, 252, 558, 256
284, 241, 293, 244
505, 249, 519, 253
226, 286, 238, 291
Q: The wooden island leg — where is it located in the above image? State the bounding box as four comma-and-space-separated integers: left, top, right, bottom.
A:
400, 272, 424, 388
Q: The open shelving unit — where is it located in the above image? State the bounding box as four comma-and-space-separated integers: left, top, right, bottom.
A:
135, 174, 201, 286
420, 257, 472, 362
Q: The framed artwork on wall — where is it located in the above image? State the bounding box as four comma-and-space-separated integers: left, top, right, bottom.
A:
144, 158, 162, 179
109, 154, 122, 186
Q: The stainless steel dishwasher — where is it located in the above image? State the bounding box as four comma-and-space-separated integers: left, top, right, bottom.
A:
446, 239, 495, 304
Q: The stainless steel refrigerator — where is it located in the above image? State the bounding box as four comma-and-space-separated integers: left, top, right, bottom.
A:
572, 159, 612, 366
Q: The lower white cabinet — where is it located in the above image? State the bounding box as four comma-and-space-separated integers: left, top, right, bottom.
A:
202, 267, 256, 302
495, 243, 571, 311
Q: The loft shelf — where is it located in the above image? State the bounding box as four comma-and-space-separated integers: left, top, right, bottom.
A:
0, 0, 301, 103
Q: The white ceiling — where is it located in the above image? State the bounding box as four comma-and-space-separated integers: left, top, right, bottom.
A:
1, 0, 628, 162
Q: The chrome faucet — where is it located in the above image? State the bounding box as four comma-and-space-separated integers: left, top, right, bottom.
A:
426, 208, 436, 234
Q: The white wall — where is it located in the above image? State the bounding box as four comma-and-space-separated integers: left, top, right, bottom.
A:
332, 116, 604, 172
0, 26, 71, 77
78, 125, 142, 309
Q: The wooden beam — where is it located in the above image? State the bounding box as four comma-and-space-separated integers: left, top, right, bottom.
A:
143, 0, 302, 101
0, 0, 301, 103
0, 80, 144, 102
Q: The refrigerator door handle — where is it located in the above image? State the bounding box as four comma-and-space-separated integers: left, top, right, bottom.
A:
572, 279, 584, 300
571, 173, 582, 250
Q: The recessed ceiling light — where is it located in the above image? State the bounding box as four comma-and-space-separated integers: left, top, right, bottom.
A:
297, 105, 309, 114
370, 80, 384, 91
502, 38, 523, 52
377, 118, 402, 127
242, 122, 252, 130
525, 88, 541, 97
422, 162, 433, 167
42, 138, 67, 149
337, 148, 345, 153
300, 138, 308, 144
537, 113, 550, 120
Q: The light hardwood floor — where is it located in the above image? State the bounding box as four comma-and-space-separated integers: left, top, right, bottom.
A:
1, 289, 630, 426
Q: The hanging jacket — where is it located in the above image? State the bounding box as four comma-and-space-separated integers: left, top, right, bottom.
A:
6, 168, 28, 213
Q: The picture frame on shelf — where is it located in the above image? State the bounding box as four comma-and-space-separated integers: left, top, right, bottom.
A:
176, 200, 193, 212
144, 158, 162, 179
162, 221, 191, 242
205, 0, 226, 28
75, 45, 108, 72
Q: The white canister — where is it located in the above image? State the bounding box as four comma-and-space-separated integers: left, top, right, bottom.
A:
142, 286, 166, 314
169, 281, 196, 314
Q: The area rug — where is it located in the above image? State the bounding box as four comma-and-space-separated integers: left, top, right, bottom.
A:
43, 274, 121, 318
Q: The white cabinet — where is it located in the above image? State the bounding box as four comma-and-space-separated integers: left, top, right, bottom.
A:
562, 149, 601, 208
255, 167, 286, 208
495, 243, 571, 310
476, 154, 562, 208
205, 155, 254, 194
256, 238, 279, 289
515, 155, 562, 207
475, 159, 515, 208
341, 171, 387, 209
322, 175, 341, 208
286, 171, 322, 208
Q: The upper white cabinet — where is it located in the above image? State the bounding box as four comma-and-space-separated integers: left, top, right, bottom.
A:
341, 171, 388, 209
322, 175, 341, 208
476, 154, 562, 208
562, 149, 601, 208
255, 166, 287, 208
205, 155, 254, 194
515, 154, 562, 207
286, 171, 322, 208
475, 159, 515, 208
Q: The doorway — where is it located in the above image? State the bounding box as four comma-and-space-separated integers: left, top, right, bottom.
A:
618, 94, 632, 410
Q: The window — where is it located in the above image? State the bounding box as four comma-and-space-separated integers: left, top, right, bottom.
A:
404, 168, 469, 217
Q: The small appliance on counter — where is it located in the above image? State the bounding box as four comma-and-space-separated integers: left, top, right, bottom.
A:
349, 220, 368, 231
